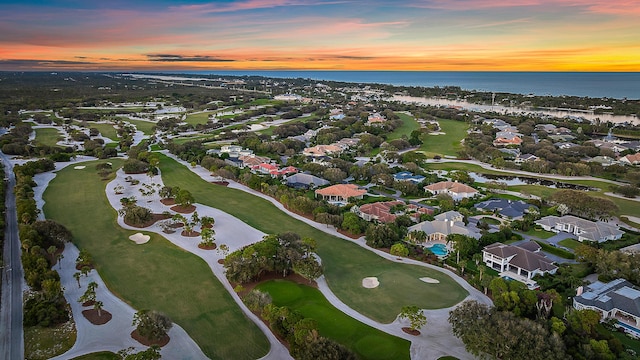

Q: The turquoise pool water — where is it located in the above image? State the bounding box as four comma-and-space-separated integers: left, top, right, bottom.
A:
427, 243, 448, 257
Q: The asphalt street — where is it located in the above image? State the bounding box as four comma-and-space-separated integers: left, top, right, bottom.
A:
0, 151, 24, 360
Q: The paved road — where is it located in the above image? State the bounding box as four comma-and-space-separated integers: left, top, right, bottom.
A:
0, 151, 24, 360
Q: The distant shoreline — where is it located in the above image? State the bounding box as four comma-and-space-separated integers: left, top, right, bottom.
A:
160, 70, 640, 100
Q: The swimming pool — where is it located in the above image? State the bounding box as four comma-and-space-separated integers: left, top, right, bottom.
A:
426, 243, 448, 257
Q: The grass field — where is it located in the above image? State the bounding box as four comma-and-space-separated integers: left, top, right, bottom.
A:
418, 119, 468, 157
257, 280, 410, 360
43, 160, 270, 360
558, 238, 582, 250
124, 119, 156, 135
184, 111, 213, 125
86, 122, 119, 141
388, 112, 420, 141
72, 352, 118, 360
158, 155, 468, 323
34, 128, 63, 147
517, 227, 556, 239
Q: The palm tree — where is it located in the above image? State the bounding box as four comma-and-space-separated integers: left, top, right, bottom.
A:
73, 272, 81, 288
94, 300, 104, 317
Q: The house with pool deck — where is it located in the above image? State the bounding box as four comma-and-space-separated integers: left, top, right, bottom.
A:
573, 279, 640, 338
482, 241, 557, 290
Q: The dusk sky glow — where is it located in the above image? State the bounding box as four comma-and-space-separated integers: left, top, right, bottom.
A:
1, 0, 639, 71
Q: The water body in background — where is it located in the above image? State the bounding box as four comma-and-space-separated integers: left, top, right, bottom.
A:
181, 71, 640, 100
390, 95, 639, 125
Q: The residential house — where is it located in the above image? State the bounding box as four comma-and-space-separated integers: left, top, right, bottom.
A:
393, 171, 426, 184
620, 153, 640, 165
239, 155, 272, 169
303, 144, 342, 157
573, 279, 640, 338
424, 181, 479, 201
482, 242, 558, 289
367, 113, 386, 126
474, 199, 537, 219
535, 215, 624, 243
285, 173, 330, 189
407, 210, 480, 242
274, 93, 302, 101
493, 132, 523, 147
255, 163, 278, 175
315, 184, 366, 204
587, 156, 619, 167
514, 153, 538, 165
351, 200, 405, 223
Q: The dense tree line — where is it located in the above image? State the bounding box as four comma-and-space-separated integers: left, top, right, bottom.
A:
450, 300, 636, 360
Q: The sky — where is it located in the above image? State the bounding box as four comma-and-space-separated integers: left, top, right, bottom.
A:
0, 0, 639, 71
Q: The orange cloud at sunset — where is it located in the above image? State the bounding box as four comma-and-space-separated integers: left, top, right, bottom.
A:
0, 0, 638, 71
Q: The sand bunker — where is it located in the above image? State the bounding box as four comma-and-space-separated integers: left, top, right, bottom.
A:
129, 233, 150, 244
362, 277, 380, 288
420, 277, 440, 284
74, 165, 86, 169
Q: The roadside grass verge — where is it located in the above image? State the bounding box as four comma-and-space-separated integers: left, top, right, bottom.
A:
43, 159, 269, 359
34, 128, 63, 147
418, 119, 468, 157
158, 154, 468, 323
24, 322, 76, 360
257, 280, 410, 360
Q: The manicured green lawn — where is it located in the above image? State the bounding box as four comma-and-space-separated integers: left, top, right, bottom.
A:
558, 238, 582, 250
518, 226, 556, 240
158, 155, 468, 323
124, 119, 156, 135
388, 112, 420, 141
480, 217, 501, 225
257, 280, 410, 360
86, 122, 119, 141
72, 352, 119, 360
43, 160, 269, 360
34, 128, 63, 147
418, 119, 468, 157
184, 111, 213, 125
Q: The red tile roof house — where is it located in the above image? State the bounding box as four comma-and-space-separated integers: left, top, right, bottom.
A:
493, 135, 523, 147
351, 200, 405, 223
424, 181, 479, 202
255, 162, 279, 175
620, 153, 640, 165
315, 184, 367, 204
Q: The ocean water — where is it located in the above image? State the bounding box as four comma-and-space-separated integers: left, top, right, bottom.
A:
179, 71, 640, 100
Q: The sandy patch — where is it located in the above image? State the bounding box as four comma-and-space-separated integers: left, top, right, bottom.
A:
362, 277, 380, 288
74, 165, 86, 169
129, 233, 150, 244
420, 277, 440, 284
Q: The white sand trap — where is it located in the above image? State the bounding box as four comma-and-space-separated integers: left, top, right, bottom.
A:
420, 277, 440, 284
74, 165, 86, 169
362, 277, 380, 288
129, 233, 150, 244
